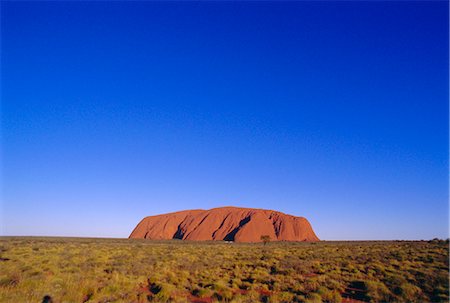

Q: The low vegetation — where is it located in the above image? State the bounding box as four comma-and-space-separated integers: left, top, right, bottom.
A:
0, 237, 448, 302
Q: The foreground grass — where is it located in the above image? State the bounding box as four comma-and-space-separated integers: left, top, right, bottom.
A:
0, 237, 448, 303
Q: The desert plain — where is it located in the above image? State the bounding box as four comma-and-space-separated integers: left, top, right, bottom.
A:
0, 237, 448, 303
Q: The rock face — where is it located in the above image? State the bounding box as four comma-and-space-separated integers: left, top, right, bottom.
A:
129, 207, 319, 242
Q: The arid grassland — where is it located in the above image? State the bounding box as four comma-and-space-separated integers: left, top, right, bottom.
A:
0, 237, 448, 303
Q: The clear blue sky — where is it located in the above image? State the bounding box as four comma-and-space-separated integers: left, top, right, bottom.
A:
1, 1, 448, 240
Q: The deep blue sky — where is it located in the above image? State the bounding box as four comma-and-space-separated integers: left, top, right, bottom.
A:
1, 1, 448, 240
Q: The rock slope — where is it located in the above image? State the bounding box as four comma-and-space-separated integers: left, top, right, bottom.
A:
129, 207, 319, 242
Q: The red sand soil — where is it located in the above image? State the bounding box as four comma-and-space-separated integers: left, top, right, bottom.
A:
129, 206, 319, 242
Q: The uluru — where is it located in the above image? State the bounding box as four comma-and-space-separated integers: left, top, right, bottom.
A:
129, 206, 319, 242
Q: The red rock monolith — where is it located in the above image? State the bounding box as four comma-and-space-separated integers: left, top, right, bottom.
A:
129, 206, 319, 242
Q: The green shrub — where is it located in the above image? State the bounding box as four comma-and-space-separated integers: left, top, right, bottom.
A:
273, 291, 295, 303
365, 281, 391, 302
0, 275, 21, 287
305, 292, 322, 303
153, 283, 175, 302
394, 282, 423, 302
192, 287, 213, 298
319, 288, 342, 303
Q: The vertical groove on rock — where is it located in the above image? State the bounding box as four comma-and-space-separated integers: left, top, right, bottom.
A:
223, 216, 251, 241
212, 213, 231, 240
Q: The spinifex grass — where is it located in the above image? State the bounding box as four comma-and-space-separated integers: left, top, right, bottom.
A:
0, 237, 448, 303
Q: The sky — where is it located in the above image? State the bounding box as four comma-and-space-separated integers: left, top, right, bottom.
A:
1, 1, 448, 240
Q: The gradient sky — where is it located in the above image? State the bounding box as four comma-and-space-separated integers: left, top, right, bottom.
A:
1, 1, 448, 240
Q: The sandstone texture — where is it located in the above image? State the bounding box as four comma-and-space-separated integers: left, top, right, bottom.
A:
129, 207, 319, 242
